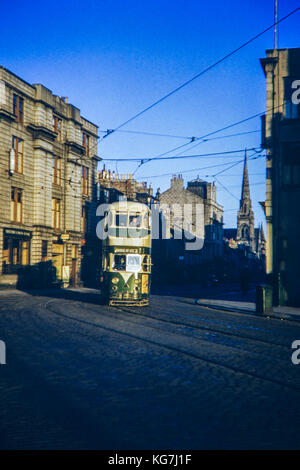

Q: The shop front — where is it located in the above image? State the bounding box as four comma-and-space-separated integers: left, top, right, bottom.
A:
2, 228, 32, 274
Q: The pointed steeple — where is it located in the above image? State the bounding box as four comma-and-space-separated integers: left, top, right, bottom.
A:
237, 148, 255, 250
240, 149, 251, 209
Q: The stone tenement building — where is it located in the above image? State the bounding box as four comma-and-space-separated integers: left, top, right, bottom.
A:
158, 175, 224, 260
0, 66, 99, 286
260, 47, 300, 306
224, 151, 266, 259
97, 167, 157, 205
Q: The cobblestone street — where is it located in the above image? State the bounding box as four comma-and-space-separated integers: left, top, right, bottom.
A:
0, 289, 300, 449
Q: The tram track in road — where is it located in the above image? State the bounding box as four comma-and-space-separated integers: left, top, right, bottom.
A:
114, 303, 293, 350
41, 297, 290, 354
41, 298, 300, 393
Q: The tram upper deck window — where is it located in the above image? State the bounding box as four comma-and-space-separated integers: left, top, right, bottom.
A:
113, 254, 126, 271
115, 212, 127, 227
143, 213, 150, 229
129, 213, 142, 227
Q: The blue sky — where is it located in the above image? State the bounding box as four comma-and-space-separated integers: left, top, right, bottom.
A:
1, 0, 300, 229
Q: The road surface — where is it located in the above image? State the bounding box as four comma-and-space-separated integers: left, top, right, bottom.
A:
0, 289, 299, 449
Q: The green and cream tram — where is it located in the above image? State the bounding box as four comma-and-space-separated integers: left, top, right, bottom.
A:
100, 201, 151, 306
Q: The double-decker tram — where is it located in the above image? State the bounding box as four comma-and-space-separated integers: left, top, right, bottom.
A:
100, 201, 151, 306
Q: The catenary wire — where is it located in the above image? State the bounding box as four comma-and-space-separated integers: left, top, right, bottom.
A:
99, 6, 300, 141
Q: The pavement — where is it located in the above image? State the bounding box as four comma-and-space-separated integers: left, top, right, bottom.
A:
195, 297, 300, 322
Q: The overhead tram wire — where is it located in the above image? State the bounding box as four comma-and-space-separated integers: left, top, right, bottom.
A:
95, 97, 286, 165
215, 177, 240, 201
101, 146, 261, 163
145, 105, 278, 161
211, 149, 263, 177
137, 152, 265, 179
100, 6, 300, 142
98, 128, 260, 141
103, 100, 279, 170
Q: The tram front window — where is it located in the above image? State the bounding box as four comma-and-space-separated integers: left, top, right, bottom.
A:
127, 254, 141, 272
113, 254, 126, 271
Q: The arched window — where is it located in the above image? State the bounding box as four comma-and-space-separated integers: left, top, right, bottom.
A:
241, 225, 249, 239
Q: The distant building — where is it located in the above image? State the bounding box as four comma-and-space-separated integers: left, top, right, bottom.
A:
97, 168, 157, 206
260, 47, 300, 306
158, 175, 224, 261
0, 66, 99, 287
224, 151, 266, 260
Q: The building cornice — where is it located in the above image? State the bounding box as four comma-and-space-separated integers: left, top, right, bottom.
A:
27, 123, 57, 142
0, 107, 16, 122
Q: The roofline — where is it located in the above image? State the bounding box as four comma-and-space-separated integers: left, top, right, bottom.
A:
0, 65, 36, 90
0, 65, 99, 129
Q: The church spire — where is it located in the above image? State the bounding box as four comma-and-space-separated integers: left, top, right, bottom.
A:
240, 149, 251, 208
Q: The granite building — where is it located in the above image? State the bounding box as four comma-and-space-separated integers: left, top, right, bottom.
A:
0, 66, 99, 287
158, 175, 224, 260
97, 167, 157, 205
260, 47, 300, 306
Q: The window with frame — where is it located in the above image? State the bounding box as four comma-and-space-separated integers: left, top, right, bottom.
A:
81, 206, 88, 233
13, 94, 24, 123
52, 156, 62, 185
11, 188, 23, 223
284, 100, 300, 119
115, 212, 127, 227
82, 166, 89, 195
142, 255, 151, 272
52, 198, 61, 229
41, 240, 48, 261
82, 133, 90, 156
53, 116, 62, 140
12, 136, 24, 173
282, 144, 300, 186
129, 213, 142, 227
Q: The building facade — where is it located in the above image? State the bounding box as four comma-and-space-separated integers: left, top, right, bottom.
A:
0, 66, 99, 287
158, 175, 224, 260
97, 168, 157, 205
260, 47, 300, 306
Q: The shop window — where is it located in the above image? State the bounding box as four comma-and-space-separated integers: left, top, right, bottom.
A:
21, 241, 30, 265
2, 237, 30, 274
11, 188, 23, 223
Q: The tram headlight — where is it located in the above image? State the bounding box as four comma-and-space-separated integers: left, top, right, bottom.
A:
112, 277, 119, 284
